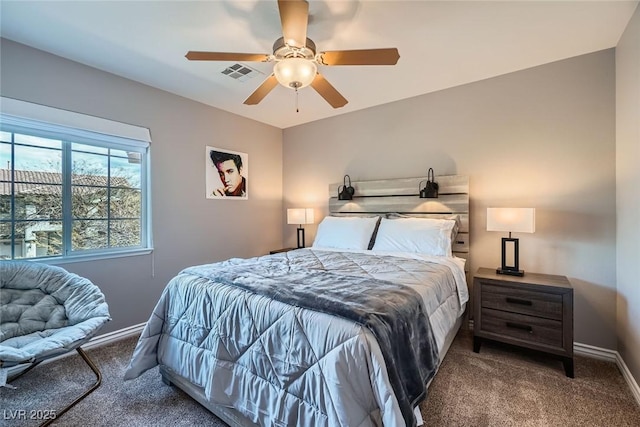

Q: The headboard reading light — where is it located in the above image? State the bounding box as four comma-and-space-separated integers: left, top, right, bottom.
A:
338, 174, 355, 200
419, 168, 439, 198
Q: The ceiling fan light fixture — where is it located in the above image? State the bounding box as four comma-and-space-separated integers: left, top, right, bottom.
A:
273, 57, 317, 89
187, 1, 398, 109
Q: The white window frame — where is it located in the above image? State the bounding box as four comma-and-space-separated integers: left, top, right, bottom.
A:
0, 97, 152, 262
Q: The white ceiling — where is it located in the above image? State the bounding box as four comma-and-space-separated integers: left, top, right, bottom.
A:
0, 1, 637, 129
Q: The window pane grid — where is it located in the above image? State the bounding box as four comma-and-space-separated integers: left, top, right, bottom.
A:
2, 134, 15, 259
71, 216, 139, 221
0, 124, 148, 260
14, 134, 62, 150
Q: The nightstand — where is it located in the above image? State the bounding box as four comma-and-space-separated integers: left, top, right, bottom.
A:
473, 267, 574, 377
269, 247, 297, 255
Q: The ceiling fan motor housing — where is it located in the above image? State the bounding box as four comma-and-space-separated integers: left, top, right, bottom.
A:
272, 36, 316, 60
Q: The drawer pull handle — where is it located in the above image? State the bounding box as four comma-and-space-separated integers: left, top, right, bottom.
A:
506, 322, 533, 333
506, 297, 532, 306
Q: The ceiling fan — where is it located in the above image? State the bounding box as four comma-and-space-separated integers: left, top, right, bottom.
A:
185, 0, 400, 109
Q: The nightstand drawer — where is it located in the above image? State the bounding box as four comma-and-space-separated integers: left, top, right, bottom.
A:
481, 284, 562, 320
481, 308, 563, 348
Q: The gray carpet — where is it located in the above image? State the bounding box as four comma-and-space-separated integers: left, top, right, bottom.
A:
420, 329, 640, 426
1, 328, 639, 426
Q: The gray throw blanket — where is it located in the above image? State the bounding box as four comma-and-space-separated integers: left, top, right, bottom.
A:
183, 263, 440, 427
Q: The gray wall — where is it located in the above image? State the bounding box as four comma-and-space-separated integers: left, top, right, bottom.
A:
0, 39, 284, 333
283, 50, 617, 350
616, 6, 640, 382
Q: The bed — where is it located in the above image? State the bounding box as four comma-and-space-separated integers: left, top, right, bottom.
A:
125, 175, 470, 427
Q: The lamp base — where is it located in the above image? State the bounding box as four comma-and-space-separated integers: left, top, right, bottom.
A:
296, 227, 305, 249
496, 268, 525, 277
499, 237, 523, 276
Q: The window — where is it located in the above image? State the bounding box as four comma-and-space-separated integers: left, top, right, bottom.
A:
0, 100, 151, 260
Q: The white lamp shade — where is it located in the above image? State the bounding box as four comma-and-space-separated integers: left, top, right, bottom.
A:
274, 58, 317, 89
487, 208, 536, 233
287, 208, 314, 225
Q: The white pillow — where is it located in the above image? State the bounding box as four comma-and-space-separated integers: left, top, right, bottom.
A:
371, 217, 456, 256
386, 213, 461, 242
312, 216, 380, 250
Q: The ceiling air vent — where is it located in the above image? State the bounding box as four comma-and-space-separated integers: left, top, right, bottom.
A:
221, 63, 261, 82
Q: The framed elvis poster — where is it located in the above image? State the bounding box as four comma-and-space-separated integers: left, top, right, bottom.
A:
206, 146, 248, 199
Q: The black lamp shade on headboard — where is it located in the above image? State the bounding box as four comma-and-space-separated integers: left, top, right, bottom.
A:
419, 168, 439, 198
338, 174, 355, 200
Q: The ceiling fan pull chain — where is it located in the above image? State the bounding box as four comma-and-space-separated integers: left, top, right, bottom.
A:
295, 87, 299, 113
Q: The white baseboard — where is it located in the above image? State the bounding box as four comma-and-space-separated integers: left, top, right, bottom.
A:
82, 322, 146, 350
616, 352, 640, 405
40, 322, 146, 365
573, 342, 617, 362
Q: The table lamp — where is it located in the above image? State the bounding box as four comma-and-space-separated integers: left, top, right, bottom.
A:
287, 208, 314, 248
487, 207, 536, 276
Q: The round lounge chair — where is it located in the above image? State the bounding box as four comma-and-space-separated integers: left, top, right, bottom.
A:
0, 261, 111, 426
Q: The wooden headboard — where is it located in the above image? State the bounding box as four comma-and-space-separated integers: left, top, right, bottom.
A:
328, 175, 470, 266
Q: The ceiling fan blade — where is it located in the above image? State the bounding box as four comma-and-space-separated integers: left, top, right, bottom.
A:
310, 73, 348, 109
319, 48, 400, 66
278, 0, 309, 48
243, 74, 279, 105
185, 51, 270, 62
